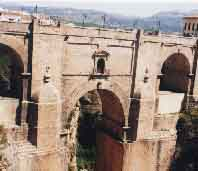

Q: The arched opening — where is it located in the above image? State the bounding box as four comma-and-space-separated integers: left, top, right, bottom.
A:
0, 44, 23, 98
97, 58, 105, 74
66, 89, 124, 171
160, 53, 190, 93
158, 53, 190, 114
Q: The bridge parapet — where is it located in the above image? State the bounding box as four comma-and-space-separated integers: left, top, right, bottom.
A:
62, 26, 137, 41
32, 19, 137, 41
0, 21, 30, 34
143, 33, 196, 47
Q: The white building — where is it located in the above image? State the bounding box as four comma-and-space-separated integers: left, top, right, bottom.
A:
0, 8, 31, 23
183, 15, 198, 36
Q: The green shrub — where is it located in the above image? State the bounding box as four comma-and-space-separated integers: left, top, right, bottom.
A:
0, 125, 7, 148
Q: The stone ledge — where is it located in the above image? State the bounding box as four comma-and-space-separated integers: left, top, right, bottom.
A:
143, 130, 177, 140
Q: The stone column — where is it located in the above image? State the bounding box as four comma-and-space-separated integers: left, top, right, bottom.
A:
123, 115, 130, 142
191, 41, 198, 94
36, 68, 61, 149
132, 73, 156, 140
68, 105, 80, 171
155, 74, 164, 114
20, 73, 31, 124
28, 68, 64, 171
186, 73, 194, 112
16, 72, 31, 141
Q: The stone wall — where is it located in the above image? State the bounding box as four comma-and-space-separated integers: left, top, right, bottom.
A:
122, 139, 176, 171
0, 20, 197, 171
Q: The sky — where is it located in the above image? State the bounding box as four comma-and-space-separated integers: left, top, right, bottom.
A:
1, 0, 198, 17
2, 0, 198, 2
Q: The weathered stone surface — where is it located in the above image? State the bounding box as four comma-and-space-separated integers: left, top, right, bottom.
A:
0, 19, 197, 171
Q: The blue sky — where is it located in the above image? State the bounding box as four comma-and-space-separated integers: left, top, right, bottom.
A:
1, 0, 198, 17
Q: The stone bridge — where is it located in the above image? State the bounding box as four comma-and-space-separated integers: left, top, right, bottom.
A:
0, 19, 198, 171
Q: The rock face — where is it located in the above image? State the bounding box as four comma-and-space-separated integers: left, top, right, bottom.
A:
0, 19, 198, 171
170, 114, 198, 171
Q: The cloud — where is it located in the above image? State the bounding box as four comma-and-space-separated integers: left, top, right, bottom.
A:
1, 0, 198, 17
3, 0, 198, 3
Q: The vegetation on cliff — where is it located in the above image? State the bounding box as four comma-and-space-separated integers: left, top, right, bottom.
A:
171, 112, 198, 171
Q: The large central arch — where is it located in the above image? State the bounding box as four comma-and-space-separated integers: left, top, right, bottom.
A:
65, 81, 129, 118
64, 82, 127, 171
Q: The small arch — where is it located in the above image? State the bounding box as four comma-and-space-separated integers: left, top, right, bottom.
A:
0, 43, 24, 98
158, 53, 190, 114
159, 53, 190, 93
97, 58, 105, 74
65, 81, 128, 118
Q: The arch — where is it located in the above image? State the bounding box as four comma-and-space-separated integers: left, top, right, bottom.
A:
0, 37, 26, 63
68, 88, 125, 130
65, 85, 126, 143
66, 88, 125, 171
0, 43, 24, 98
97, 58, 105, 74
159, 53, 190, 93
65, 81, 129, 118
97, 89, 124, 124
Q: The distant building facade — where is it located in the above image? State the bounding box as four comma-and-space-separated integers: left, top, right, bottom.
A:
183, 15, 198, 36
0, 9, 31, 22
0, 8, 56, 25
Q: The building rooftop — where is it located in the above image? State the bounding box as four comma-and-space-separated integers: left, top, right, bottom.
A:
183, 15, 198, 19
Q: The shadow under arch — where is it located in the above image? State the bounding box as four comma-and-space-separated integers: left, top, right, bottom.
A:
65, 87, 126, 171
68, 88, 126, 140
0, 43, 24, 98
159, 53, 190, 93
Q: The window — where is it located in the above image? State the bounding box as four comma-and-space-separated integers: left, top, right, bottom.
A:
188, 23, 191, 31
92, 50, 109, 76
192, 23, 195, 31
97, 58, 105, 74
184, 23, 187, 30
